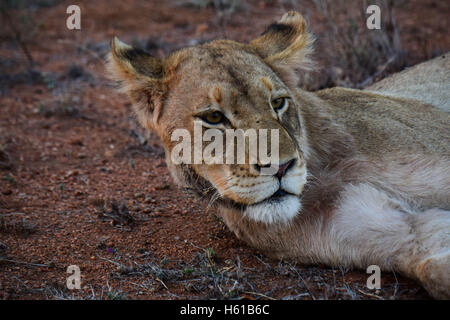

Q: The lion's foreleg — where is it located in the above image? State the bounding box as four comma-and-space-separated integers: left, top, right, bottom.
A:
323, 183, 450, 298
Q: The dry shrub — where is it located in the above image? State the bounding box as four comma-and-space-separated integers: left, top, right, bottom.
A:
304, 0, 407, 89
0, 215, 35, 236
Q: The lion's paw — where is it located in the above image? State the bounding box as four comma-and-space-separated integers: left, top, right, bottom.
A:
416, 251, 450, 299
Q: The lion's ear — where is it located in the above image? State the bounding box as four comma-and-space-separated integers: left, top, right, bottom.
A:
107, 37, 168, 129
249, 11, 314, 87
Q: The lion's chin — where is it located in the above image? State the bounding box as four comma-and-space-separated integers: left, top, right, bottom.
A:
243, 194, 301, 225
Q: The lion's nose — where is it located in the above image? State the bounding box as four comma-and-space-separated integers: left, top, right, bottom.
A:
275, 159, 296, 179
252, 158, 296, 178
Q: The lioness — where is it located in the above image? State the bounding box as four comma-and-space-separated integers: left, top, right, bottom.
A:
107, 12, 450, 299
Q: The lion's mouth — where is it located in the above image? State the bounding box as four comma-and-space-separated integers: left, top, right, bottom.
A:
223, 187, 299, 208
244, 192, 302, 224
216, 186, 302, 224
271, 188, 289, 198
253, 188, 296, 205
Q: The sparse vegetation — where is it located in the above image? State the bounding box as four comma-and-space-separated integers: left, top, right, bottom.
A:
303, 0, 408, 89
2, 173, 15, 184
0, 214, 35, 236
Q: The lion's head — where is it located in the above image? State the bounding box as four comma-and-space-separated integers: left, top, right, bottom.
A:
107, 12, 315, 224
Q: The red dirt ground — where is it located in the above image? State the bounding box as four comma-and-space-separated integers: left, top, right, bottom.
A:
0, 0, 448, 300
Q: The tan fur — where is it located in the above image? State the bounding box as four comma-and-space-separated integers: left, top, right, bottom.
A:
106, 12, 450, 298
366, 53, 450, 112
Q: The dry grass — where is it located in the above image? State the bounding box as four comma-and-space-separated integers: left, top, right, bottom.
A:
93, 245, 410, 300
302, 0, 407, 89
107, 246, 261, 299
0, 214, 35, 236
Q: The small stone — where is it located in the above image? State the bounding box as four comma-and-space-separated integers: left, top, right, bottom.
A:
155, 184, 170, 190
104, 150, 114, 158
143, 208, 152, 214
69, 137, 84, 146
144, 196, 153, 203
65, 170, 79, 178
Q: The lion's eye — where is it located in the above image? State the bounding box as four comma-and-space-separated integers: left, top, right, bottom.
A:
271, 97, 288, 112
203, 111, 224, 125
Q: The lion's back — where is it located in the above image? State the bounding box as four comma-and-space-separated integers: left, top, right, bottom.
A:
316, 87, 450, 157
365, 53, 450, 112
